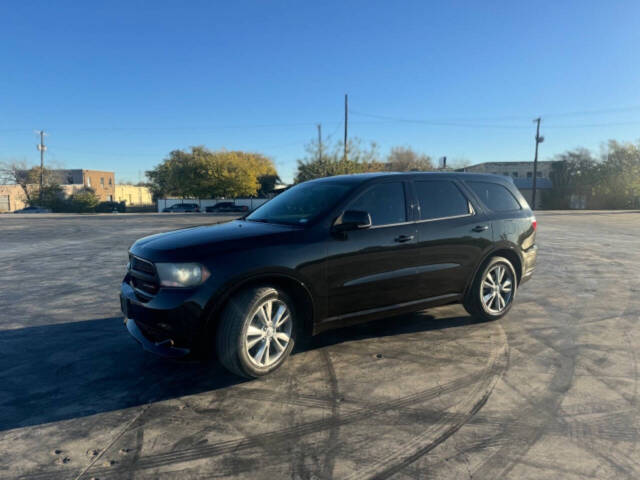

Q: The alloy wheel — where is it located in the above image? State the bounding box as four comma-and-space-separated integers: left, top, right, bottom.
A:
481, 263, 514, 314
245, 299, 292, 368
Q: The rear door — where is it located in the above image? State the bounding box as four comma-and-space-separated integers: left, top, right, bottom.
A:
464, 179, 533, 249
326, 180, 419, 317
411, 179, 493, 299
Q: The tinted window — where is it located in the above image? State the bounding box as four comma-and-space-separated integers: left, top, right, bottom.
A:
347, 182, 406, 226
415, 180, 470, 220
467, 181, 521, 212
246, 181, 354, 225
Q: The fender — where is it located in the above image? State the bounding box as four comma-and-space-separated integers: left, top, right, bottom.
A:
202, 267, 318, 329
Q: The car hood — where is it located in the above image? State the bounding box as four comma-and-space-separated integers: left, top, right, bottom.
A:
130, 220, 299, 262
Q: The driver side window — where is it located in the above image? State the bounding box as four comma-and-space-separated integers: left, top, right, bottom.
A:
347, 182, 406, 226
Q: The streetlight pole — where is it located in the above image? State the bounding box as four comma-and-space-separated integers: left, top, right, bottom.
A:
531, 118, 544, 209
36, 130, 47, 203
343, 94, 348, 162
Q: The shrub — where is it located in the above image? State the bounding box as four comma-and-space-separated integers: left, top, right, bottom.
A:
95, 201, 126, 213
68, 189, 100, 213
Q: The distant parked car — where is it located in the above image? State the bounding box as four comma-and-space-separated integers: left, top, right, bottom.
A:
162, 203, 200, 213
205, 202, 249, 213
14, 205, 52, 214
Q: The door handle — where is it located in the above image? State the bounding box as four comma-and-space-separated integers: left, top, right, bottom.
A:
394, 234, 414, 243
472, 225, 489, 232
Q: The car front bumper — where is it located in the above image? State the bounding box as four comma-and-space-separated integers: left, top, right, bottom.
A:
120, 279, 205, 358
124, 317, 191, 358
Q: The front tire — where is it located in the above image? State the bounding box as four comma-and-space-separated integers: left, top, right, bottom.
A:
216, 286, 295, 378
464, 256, 517, 321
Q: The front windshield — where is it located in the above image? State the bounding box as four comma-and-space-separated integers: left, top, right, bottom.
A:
246, 181, 354, 226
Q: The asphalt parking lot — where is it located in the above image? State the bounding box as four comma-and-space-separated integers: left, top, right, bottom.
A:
1, 211, 639, 479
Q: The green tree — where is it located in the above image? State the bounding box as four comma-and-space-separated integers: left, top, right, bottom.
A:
69, 188, 100, 213
294, 138, 439, 182
294, 138, 383, 183
542, 148, 598, 209
147, 146, 278, 198
593, 141, 640, 208
257, 174, 282, 196
542, 141, 640, 209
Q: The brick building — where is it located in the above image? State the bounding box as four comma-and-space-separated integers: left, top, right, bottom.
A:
49, 169, 116, 201
1, 169, 117, 212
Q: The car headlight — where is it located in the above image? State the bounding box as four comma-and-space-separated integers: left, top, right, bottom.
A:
155, 263, 210, 288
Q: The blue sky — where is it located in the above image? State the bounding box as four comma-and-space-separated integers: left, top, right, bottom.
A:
1, 0, 639, 184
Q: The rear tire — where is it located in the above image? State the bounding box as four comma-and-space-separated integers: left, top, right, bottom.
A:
463, 256, 517, 322
216, 286, 296, 378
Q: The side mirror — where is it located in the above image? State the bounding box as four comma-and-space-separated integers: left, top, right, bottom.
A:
333, 210, 372, 231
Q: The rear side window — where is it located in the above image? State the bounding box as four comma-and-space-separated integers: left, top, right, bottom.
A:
414, 180, 470, 220
348, 182, 406, 226
466, 181, 521, 211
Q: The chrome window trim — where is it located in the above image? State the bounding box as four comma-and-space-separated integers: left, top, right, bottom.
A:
415, 201, 476, 224
369, 221, 414, 230
414, 211, 475, 224
343, 180, 479, 229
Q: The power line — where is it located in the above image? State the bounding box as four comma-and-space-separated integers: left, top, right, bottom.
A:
542, 120, 640, 129
541, 105, 640, 118
352, 104, 640, 123
350, 109, 640, 129
350, 110, 532, 129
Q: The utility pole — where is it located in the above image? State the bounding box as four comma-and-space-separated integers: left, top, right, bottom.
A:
531, 118, 544, 210
36, 130, 47, 203
317, 124, 322, 162
343, 94, 348, 161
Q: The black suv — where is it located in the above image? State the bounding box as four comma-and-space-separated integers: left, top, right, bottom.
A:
121, 173, 537, 378
205, 202, 249, 213
162, 203, 200, 213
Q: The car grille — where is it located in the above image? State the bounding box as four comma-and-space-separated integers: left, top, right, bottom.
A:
129, 254, 159, 297
130, 255, 155, 275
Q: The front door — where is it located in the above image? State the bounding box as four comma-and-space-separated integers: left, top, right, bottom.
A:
325, 181, 419, 318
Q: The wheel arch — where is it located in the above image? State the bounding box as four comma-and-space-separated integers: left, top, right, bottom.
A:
204, 272, 316, 344
463, 245, 523, 299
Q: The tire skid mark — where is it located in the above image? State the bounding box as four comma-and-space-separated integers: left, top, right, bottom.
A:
465, 253, 583, 479
121, 426, 144, 480
72, 403, 152, 480
471, 274, 638, 479
321, 349, 340, 480
587, 299, 640, 480
346, 323, 509, 480
32, 371, 486, 479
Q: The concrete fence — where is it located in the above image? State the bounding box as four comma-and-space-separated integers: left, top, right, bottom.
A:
157, 198, 269, 212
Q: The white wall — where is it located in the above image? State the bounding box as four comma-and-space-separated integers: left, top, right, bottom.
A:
157, 198, 269, 212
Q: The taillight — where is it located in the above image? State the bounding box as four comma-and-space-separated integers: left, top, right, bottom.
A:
532, 219, 537, 231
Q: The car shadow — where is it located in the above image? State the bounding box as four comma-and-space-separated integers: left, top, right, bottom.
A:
0, 309, 484, 432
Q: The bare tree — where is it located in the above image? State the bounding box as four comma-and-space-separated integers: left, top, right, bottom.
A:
385, 147, 433, 171
0, 160, 34, 204
0, 160, 60, 205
